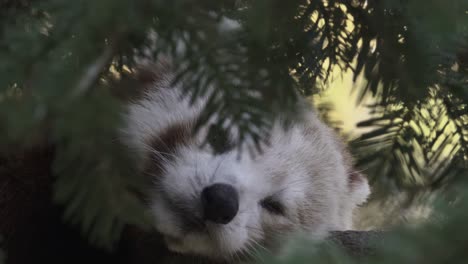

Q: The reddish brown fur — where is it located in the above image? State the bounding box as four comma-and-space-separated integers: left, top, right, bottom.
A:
143, 122, 194, 181
110, 58, 173, 102
329, 132, 364, 190
134, 58, 173, 87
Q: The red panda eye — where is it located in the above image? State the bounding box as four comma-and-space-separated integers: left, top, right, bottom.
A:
260, 196, 285, 215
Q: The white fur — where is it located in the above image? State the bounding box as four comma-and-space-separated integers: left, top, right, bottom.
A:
120, 68, 370, 260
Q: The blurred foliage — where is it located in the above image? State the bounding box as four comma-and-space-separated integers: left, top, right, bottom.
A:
0, 0, 467, 259
349, 0, 468, 199
262, 184, 468, 264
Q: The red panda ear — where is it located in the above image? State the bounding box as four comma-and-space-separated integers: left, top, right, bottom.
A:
110, 57, 173, 101
349, 171, 364, 185
348, 171, 371, 206
134, 57, 173, 87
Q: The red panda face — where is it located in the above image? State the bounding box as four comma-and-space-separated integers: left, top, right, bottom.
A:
120, 62, 370, 260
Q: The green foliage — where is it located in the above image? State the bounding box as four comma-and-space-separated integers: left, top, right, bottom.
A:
352, 96, 467, 196
0, 0, 467, 256
0, 0, 157, 249
51, 91, 153, 249
350, 0, 468, 195
262, 185, 468, 264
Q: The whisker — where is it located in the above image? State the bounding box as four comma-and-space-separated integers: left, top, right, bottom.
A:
244, 237, 265, 263
210, 154, 229, 182
141, 133, 180, 160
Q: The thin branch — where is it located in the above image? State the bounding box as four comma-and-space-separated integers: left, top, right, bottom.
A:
72, 43, 116, 97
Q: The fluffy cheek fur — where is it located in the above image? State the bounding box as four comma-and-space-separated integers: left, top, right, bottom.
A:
148, 148, 263, 258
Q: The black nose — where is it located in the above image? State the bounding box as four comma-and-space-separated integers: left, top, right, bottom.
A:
201, 183, 239, 224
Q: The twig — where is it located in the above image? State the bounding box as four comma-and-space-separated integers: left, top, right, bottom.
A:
72, 43, 115, 97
